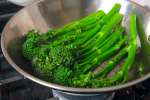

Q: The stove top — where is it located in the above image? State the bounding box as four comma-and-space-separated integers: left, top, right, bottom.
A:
0, 0, 150, 100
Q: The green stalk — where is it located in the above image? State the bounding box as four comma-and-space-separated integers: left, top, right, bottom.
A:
80, 3, 121, 50
51, 12, 105, 47
82, 27, 124, 57
51, 22, 101, 47
94, 46, 128, 78
41, 10, 105, 45
81, 13, 123, 52
122, 14, 137, 80
55, 4, 121, 50
104, 14, 137, 85
54, 10, 105, 35
77, 36, 128, 73
80, 27, 124, 63
81, 26, 122, 53
67, 24, 101, 49
100, 3, 121, 24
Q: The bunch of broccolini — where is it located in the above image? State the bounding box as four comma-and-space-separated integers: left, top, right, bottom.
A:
22, 3, 137, 88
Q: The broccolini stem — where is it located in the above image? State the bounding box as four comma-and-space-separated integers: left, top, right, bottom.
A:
51, 12, 105, 46
94, 46, 128, 78
122, 14, 137, 80
54, 10, 105, 36
56, 4, 121, 50
80, 27, 125, 63
82, 27, 124, 57
50, 4, 121, 48
81, 13, 123, 54
105, 14, 137, 84
100, 3, 121, 24
82, 3, 121, 48
52, 22, 100, 46
68, 24, 101, 48
78, 36, 128, 73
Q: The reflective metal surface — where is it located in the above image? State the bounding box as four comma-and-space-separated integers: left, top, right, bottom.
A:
52, 90, 115, 100
1, 0, 150, 93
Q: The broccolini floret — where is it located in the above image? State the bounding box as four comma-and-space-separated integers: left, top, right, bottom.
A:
53, 67, 72, 85
48, 45, 75, 68
32, 44, 75, 81
32, 47, 54, 80
22, 30, 41, 60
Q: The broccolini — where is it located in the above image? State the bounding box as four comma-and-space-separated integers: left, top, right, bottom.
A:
22, 3, 137, 88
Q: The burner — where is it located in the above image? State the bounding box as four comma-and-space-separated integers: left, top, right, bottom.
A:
52, 90, 115, 100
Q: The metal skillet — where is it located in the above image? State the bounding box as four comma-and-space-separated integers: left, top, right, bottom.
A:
1, 0, 150, 93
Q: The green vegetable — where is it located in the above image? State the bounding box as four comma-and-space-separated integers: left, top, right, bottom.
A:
22, 30, 40, 60
81, 13, 123, 54
78, 35, 128, 74
81, 3, 121, 50
69, 24, 101, 48
22, 4, 138, 88
53, 10, 105, 36
51, 11, 105, 47
92, 14, 137, 86
100, 3, 121, 24
121, 14, 137, 80
32, 43, 75, 81
53, 67, 72, 85
32, 47, 54, 80
94, 46, 128, 78
82, 26, 124, 57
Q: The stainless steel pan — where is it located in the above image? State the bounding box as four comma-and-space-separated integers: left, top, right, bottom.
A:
1, 0, 150, 93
